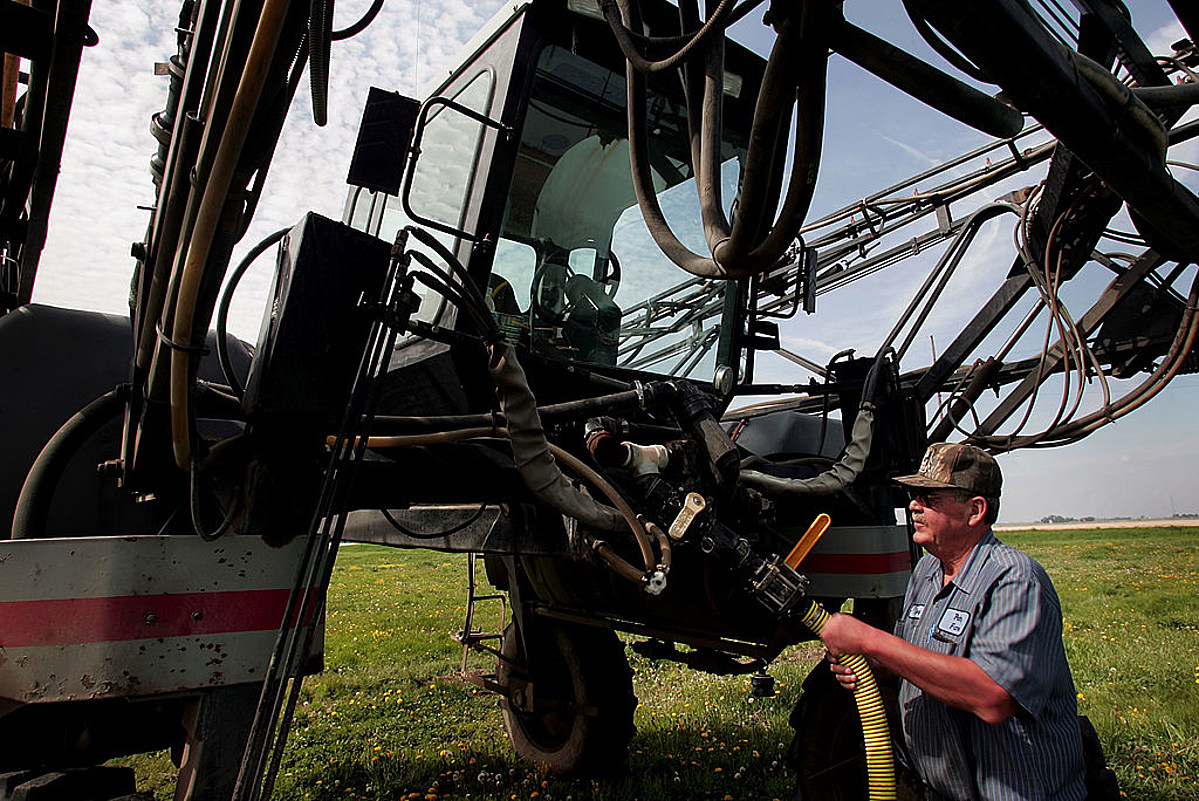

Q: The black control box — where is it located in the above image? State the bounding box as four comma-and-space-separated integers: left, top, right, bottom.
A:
242, 213, 390, 432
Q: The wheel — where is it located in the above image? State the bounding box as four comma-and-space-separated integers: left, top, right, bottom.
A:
0, 767, 142, 801
531, 259, 574, 326
789, 660, 869, 801
497, 620, 637, 775
530, 249, 621, 326
788, 659, 920, 801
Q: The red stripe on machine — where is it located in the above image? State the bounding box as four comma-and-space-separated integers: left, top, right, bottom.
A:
0, 588, 307, 647
800, 551, 911, 575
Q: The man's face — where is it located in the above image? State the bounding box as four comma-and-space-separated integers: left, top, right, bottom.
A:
907, 488, 977, 555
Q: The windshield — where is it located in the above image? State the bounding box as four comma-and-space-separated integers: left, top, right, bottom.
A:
493, 45, 746, 380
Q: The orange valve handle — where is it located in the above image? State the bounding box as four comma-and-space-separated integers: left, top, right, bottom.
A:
784, 512, 831, 570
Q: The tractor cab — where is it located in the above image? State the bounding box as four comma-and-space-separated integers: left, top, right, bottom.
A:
343, 0, 766, 399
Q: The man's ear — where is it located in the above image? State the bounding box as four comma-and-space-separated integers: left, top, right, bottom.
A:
968, 496, 988, 527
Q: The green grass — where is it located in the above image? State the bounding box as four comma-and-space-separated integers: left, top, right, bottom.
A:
1002, 527, 1199, 800
121, 527, 1199, 800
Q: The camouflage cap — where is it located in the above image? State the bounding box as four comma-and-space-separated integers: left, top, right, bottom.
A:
893, 442, 1002, 497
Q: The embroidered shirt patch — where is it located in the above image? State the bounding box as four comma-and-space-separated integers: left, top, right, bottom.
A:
938, 608, 970, 636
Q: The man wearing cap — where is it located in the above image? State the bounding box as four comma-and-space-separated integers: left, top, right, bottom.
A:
818, 442, 1086, 801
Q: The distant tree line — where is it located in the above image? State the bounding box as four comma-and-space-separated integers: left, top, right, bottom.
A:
1036, 513, 1198, 523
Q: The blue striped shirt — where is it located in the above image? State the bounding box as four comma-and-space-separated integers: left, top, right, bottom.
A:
894, 531, 1085, 801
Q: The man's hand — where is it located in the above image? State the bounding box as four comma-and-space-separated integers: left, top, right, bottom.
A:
827, 654, 860, 692
821, 615, 884, 693
820, 612, 877, 659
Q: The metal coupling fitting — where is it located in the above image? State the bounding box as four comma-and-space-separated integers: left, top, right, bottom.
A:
644, 569, 668, 595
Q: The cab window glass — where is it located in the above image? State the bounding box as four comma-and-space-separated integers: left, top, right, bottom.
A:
494, 45, 744, 378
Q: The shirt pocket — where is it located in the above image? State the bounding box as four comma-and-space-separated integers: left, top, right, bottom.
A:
924, 606, 971, 655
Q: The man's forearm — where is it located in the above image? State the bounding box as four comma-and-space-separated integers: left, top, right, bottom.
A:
857, 625, 1016, 724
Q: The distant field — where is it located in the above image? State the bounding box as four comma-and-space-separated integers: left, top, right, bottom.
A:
996, 518, 1199, 531
123, 526, 1199, 800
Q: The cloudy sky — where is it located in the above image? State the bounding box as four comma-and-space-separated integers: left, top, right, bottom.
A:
29, 0, 1199, 523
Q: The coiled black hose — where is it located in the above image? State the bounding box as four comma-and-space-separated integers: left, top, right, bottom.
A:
332, 0, 384, 40
216, 226, 290, 400
11, 387, 129, 539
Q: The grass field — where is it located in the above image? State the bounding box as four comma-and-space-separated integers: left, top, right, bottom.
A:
124, 526, 1199, 800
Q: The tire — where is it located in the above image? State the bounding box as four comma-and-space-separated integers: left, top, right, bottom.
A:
0, 767, 139, 801
788, 660, 920, 801
497, 620, 636, 775
789, 661, 869, 801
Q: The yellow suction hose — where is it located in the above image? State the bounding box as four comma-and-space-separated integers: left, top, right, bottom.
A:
784, 514, 895, 800
799, 601, 897, 801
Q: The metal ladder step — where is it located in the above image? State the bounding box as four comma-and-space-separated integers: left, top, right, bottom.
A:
455, 553, 507, 674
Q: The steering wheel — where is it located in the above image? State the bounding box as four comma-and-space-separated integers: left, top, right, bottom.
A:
531, 249, 622, 326
531, 258, 573, 326
600, 249, 621, 299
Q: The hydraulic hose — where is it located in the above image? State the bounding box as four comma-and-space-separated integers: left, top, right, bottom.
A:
357, 424, 659, 578
169, 0, 292, 470
1135, 81, 1199, 109
709, 23, 805, 269
799, 602, 898, 801
717, 1, 831, 273
331, 0, 384, 40
487, 340, 628, 530
901, 0, 990, 83
602, 0, 739, 74
737, 347, 889, 498
189, 454, 241, 541
369, 388, 644, 434
12, 387, 129, 539
622, 0, 828, 279
215, 226, 289, 399
624, 32, 725, 279
1072, 51, 1167, 159
738, 405, 875, 497
977, 266, 1199, 448
309, 0, 332, 125
592, 539, 648, 583
135, 0, 223, 372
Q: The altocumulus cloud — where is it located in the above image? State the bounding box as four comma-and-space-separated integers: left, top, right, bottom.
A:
33, 0, 505, 334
